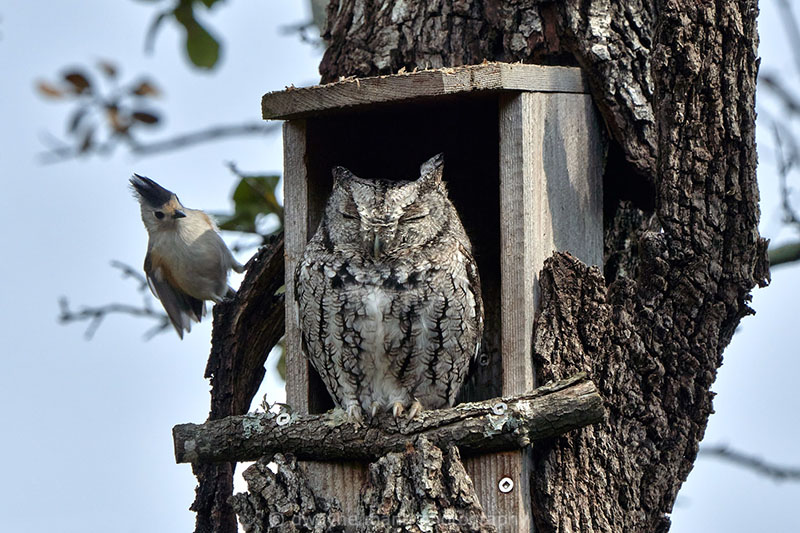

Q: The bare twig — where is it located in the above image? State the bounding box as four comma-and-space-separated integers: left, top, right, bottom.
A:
759, 73, 800, 118
58, 261, 171, 340
39, 121, 279, 163
699, 444, 800, 482
776, 0, 800, 78
109, 260, 148, 290
58, 297, 171, 340
770, 120, 800, 229
130, 122, 280, 156
279, 20, 324, 46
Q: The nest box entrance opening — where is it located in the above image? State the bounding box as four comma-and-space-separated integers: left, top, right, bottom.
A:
300, 95, 503, 413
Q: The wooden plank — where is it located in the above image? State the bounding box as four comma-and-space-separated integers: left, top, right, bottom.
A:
469, 92, 539, 533
523, 91, 605, 303
466, 91, 603, 533
262, 63, 588, 120
500, 91, 604, 393
499, 92, 538, 396
464, 451, 533, 532
282, 119, 367, 528
283, 120, 311, 413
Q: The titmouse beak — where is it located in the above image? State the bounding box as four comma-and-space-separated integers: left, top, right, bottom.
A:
173, 210, 186, 219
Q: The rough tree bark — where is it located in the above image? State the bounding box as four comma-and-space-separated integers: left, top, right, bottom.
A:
229, 440, 495, 533
320, 0, 657, 177
191, 234, 285, 533
316, 1, 769, 532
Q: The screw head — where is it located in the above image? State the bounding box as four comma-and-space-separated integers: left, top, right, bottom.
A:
276, 413, 291, 426
492, 402, 507, 415
498, 477, 514, 493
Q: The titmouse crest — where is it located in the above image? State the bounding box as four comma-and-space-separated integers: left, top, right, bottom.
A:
130, 174, 244, 338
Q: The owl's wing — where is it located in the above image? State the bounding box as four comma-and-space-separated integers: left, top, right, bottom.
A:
294, 254, 363, 416
462, 243, 484, 361
294, 257, 351, 407
390, 245, 484, 409
145, 252, 205, 339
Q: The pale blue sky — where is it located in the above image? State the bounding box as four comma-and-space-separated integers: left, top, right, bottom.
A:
0, 2, 797, 532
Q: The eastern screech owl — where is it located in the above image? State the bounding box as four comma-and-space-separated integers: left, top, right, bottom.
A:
295, 153, 484, 421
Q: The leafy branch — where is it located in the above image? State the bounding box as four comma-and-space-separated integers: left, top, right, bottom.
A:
143, 0, 225, 70
36, 60, 279, 162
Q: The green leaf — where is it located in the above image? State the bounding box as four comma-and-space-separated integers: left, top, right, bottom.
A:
174, 5, 220, 69
216, 174, 283, 234
199, 0, 224, 8
186, 22, 220, 69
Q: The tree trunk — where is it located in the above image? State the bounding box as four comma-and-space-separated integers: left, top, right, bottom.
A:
192, 234, 285, 533
318, 1, 768, 531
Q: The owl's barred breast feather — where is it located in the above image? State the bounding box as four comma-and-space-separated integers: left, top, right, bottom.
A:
295, 154, 484, 420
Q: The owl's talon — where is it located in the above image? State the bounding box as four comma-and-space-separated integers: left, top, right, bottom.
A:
346, 404, 363, 424
391, 402, 405, 418
406, 400, 423, 420
370, 402, 380, 418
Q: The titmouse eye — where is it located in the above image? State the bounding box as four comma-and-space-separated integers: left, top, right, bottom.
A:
154, 211, 165, 220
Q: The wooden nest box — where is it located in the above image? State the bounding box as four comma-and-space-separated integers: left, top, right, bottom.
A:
263, 62, 604, 533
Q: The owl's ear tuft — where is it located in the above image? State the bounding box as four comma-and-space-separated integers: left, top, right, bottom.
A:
419, 153, 444, 185
332, 166, 355, 185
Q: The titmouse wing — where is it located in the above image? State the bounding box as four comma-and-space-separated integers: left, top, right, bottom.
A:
144, 253, 205, 339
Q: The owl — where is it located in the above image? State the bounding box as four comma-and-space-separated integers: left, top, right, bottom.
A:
295, 153, 483, 421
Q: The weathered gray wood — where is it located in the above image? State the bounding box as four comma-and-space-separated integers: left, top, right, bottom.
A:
465, 90, 605, 533
499, 92, 538, 396
471, 92, 537, 533
174, 374, 604, 463
283, 120, 310, 414
501, 91, 604, 380
262, 63, 588, 120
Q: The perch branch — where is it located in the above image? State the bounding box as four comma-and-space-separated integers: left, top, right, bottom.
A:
174, 372, 604, 464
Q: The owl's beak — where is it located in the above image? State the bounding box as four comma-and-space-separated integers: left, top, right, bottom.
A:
373, 233, 384, 259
